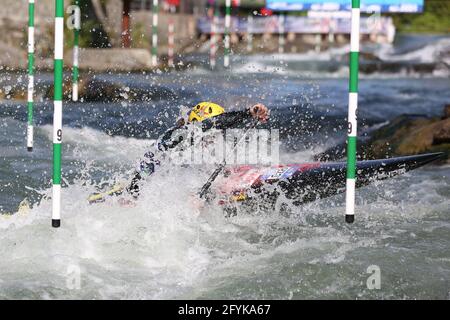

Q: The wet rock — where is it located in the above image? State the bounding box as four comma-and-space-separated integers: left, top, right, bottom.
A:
359, 62, 437, 74
369, 114, 435, 156
45, 76, 84, 101
394, 118, 449, 155
360, 52, 382, 62
73, 76, 181, 103
443, 104, 450, 119
78, 77, 123, 102
40, 73, 195, 103
0, 83, 27, 101
316, 106, 450, 164
432, 120, 450, 145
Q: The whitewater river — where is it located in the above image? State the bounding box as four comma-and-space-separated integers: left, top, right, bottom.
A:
0, 35, 449, 299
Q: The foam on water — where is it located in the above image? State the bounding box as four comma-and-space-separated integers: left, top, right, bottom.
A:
1, 35, 450, 297
377, 37, 450, 63
0, 125, 449, 299
40, 124, 152, 166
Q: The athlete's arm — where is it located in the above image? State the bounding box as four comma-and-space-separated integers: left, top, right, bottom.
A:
126, 150, 161, 197
126, 119, 186, 197
157, 118, 187, 151
201, 104, 268, 130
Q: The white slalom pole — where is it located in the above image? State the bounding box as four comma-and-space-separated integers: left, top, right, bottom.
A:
224, 0, 231, 68
53, 0, 64, 228
345, 0, 361, 224
168, 22, 174, 67
247, 13, 253, 53
315, 33, 321, 52
210, 2, 218, 69
168, 6, 175, 67
151, 0, 159, 67
71, 1, 80, 101
278, 13, 285, 54
27, 0, 35, 152
329, 19, 335, 44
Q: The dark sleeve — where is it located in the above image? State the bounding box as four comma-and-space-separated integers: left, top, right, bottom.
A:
201, 109, 254, 131
126, 172, 142, 198
157, 124, 187, 151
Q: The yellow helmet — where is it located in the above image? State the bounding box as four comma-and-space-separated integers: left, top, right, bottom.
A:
188, 102, 225, 122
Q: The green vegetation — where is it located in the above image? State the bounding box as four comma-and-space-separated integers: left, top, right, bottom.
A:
131, 22, 150, 49
389, 0, 450, 34
64, 0, 110, 48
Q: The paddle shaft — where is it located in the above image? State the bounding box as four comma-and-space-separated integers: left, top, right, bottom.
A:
199, 163, 226, 199
199, 120, 257, 199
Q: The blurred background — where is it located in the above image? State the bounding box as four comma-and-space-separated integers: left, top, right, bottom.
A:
0, 0, 449, 299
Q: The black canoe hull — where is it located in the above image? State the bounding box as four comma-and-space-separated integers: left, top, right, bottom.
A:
217, 152, 444, 207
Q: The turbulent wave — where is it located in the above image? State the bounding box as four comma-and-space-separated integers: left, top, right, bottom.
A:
0, 124, 449, 299
377, 37, 450, 64
1, 36, 450, 298
227, 36, 450, 77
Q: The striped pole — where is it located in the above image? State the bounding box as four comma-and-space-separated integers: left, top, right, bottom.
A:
247, 14, 253, 53
315, 34, 321, 52
345, 0, 360, 224
72, 0, 80, 101
167, 6, 175, 67
278, 13, 285, 54
52, 0, 64, 228
151, 0, 158, 67
328, 19, 335, 43
224, 0, 231, 68
209, 2, 217, 69
27, 0, 35, 152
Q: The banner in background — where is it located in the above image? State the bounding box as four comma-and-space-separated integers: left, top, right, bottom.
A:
266, 0, 424, 13
198, 15, 395, 41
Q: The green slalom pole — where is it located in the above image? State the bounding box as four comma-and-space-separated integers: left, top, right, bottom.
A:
27, 0, 35, 152
224, 0, 231, 68
247, 13, 253, 53
167, 5, 175, 67
209, 1, 218, 69
52, 0, 64, 228
345, 0, 360, 224
151, 0, 159, 67
72, 0, 80, 101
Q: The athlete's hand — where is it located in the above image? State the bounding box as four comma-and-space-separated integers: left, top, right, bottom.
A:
249, 103, 269, 123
